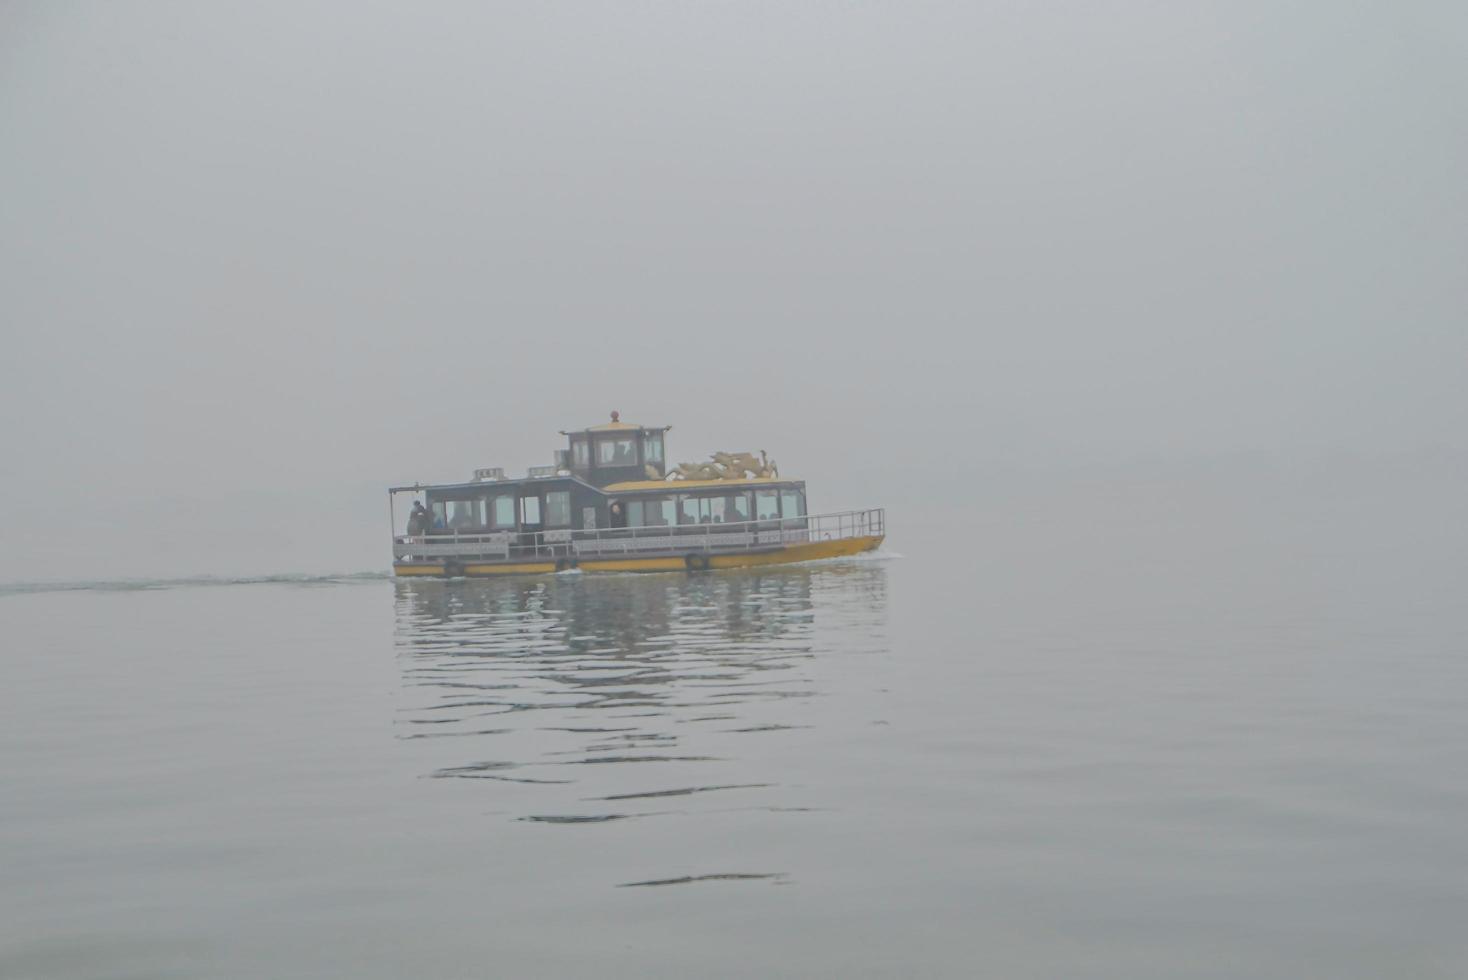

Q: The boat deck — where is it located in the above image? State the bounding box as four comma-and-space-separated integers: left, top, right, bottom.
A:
392, 508, 884, 576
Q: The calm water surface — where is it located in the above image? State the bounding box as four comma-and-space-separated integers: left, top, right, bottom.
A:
3, 511, 1466, 978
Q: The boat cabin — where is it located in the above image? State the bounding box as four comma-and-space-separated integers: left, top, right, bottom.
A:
406, 413, 808, 540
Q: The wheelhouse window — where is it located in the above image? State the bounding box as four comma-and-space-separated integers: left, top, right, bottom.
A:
431, 501, 447, 530
520, 496, 542, 525
490, 495, 515, 528
571, 438, 589, 467
597, 438, 636, 465
780, 490, 806, 519
545, 491, 571, 527
642, 432, 664, 464
755, 490, 780, 520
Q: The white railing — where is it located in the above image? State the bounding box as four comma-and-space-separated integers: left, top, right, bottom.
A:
393, 508, 884, 561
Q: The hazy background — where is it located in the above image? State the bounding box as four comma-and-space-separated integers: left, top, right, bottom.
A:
2, 1, 1465, 581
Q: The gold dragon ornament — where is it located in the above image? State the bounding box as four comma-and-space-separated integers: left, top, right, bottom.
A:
667, 450, 779, 481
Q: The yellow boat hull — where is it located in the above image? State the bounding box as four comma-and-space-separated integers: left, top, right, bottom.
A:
393, 535, 884, 578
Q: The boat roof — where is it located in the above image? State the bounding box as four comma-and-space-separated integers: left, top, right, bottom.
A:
387, 475, 592, 495
389, 475, 801, 496
603, 477, 798, 493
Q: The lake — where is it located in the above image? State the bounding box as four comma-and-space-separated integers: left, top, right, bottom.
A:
3, 488, 1466, 978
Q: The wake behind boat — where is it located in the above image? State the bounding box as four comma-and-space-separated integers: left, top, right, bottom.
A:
388, 412, 885, 577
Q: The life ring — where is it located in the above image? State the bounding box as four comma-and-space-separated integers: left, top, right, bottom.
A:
685, 553, 711, 571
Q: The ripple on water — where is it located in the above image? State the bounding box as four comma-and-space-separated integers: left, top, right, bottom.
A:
393, 563, 890, 885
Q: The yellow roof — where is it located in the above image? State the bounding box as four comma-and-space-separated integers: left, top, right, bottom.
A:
604, 477, 793, 493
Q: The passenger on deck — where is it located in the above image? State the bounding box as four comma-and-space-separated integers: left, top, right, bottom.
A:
403, 501, 429, 562
407, 502, 428, 537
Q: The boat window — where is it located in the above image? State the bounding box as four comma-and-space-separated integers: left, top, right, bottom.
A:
644, 496, 674, 526
431, 501, 448, 530
520, 495, 541, 525
597, 438, 636, 465
545, 491, 571, 527
448, 499, 483, 529
627, 497, 674, 527
642, 433, 663, 464
679, 496, 729, 524
572, 439, 589, 467
728, 492, 751, 523
678, 495, 701, 524
490, 495, 515, 528
756, 490, 780, 520
780, 490, 805, 519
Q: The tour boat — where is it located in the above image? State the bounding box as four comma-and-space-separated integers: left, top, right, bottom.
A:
388, 412, 885, 577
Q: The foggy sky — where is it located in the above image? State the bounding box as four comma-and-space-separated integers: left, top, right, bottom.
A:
2, 2, 1465, 580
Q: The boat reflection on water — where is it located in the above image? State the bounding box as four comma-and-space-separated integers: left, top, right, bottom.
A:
392, 562, 889, 828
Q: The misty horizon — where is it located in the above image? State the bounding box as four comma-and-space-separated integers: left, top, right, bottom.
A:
3, 2, 1465, 581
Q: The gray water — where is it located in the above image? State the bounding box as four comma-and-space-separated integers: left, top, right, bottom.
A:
3, 487, 1467, 979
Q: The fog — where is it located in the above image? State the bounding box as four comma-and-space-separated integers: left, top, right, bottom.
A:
2, 2, 1465, 581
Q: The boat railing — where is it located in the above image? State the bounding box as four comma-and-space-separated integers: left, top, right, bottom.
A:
392, 507, 885, 561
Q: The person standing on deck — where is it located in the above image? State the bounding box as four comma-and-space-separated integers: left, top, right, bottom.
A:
404, 501, 429, 560
407, 502, 428, 536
